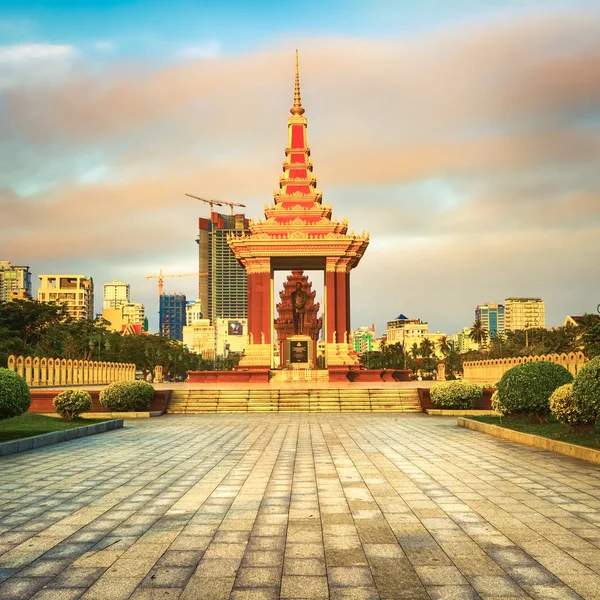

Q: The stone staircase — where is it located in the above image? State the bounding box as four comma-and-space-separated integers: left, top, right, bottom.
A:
166, 388, 422, 414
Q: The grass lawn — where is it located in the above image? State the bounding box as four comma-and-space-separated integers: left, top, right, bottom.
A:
0, 413, 111, 442
469, 415, 600, 450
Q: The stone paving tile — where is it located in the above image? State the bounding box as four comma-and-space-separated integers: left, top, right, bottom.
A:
1, 413, 600, 599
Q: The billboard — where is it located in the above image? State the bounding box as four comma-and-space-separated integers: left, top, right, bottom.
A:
228, 320, 243, 336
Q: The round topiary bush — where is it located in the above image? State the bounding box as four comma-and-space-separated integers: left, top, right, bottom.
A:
99, 381, 154, 411
430, 380, 483, 409
53, 389, 92, 420
0, 368, 31, 420
572, 357, 600, 426
496, 361, 573, 417
549, 383, 583, 427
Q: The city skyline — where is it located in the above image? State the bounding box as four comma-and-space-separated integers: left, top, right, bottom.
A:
1, 1, 599, 336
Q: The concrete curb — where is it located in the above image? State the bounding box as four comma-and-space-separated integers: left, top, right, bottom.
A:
0, 419, 124, 457
427, 409, 500, 416
37, 412, 163, 419
457, 417, 600, 465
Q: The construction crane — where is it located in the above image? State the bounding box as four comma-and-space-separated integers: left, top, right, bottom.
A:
146, 269, 208, 296
185, 193, 246, 216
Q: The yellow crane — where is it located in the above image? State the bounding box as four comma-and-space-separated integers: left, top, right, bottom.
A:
185, 193, 246, 215
146, 269, 208, 297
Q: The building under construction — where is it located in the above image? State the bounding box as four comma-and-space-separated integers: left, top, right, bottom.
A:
159, 294, 187, 341
197, 212, 249, 324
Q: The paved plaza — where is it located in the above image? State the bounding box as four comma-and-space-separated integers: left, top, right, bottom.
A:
1, 414, 599, 600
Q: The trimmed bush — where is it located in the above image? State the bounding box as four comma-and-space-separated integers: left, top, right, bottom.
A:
53, 389, 92, 420
0, 368, 31, 420
99, 380, 154, 412
549, 384, 582, 427
572, 357, 600, 425
430, 380, 483, 409
491, 390, 506, 415
496, 361, 573, 417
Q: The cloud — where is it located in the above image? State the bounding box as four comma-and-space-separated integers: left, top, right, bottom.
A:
0, 43, 77, 90
92, 40, 117, 52
177, 41, 221, 60
1, 7, 600, 333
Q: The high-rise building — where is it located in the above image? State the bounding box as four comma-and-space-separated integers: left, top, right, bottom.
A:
475, 303, 505, 339
186, 299, 204, 325
0, 261, 32, 303
103, 280, 130, 309
197, 212, 249, 324
505, 297, 545, 331
351, 326, 375, 355
38, 275, 94, 320
159, 294, 187, 341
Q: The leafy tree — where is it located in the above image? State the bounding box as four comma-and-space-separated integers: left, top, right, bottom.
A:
420, 356, 439, 379
581, 315, 600, 358
387, 343, 405, 368
444, 351, 463, 380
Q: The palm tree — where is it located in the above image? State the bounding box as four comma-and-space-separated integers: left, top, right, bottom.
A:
438, 335, 451, 356
410, 342, 419, 360
419, 338, 435, 359
469, 320, 488, 348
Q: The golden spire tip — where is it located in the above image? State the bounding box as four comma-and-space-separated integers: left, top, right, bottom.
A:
291, 50, 305, 116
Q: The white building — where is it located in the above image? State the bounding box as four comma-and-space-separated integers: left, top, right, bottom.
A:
186, 299, 204, 325
215, 318, 248, 357
103, 280, 130, 309
122, 302, 145, 325
505, 298, 545, 331
38, 275, 94, 320
183, 319, 215, 358
386, 314, 447, 358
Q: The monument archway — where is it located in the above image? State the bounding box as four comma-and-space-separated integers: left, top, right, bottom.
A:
228, 53, 369, 371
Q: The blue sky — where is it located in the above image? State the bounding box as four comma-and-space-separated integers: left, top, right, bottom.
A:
1, 0, 599, 335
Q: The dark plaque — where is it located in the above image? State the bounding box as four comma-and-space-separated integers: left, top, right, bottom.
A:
290, 340, 309, 363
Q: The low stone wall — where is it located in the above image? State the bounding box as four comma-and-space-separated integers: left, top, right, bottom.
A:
463, 352, 587, 384
458, 417, 600, 465
0, 419, 124, 456
28, 389, 170, 414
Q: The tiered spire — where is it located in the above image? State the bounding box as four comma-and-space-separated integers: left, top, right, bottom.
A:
228, 52, 369, 262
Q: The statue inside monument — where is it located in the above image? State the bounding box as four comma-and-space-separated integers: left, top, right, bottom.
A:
291, 282, 307, 335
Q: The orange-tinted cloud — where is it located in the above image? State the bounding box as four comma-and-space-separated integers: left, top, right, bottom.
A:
1, 7, 599, 332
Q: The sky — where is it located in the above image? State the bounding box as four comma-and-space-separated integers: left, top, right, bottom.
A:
1, 0, 599, 336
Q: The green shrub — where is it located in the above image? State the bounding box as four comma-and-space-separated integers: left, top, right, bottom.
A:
572, 357, 600, 425
491, 390, 506, 415
0, 368, 31, 420
496, 361, 573, 417
549, 383, 583, 427
430, 380, 483, 409
53, 390, 92, 420
99, 381, 154, 411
